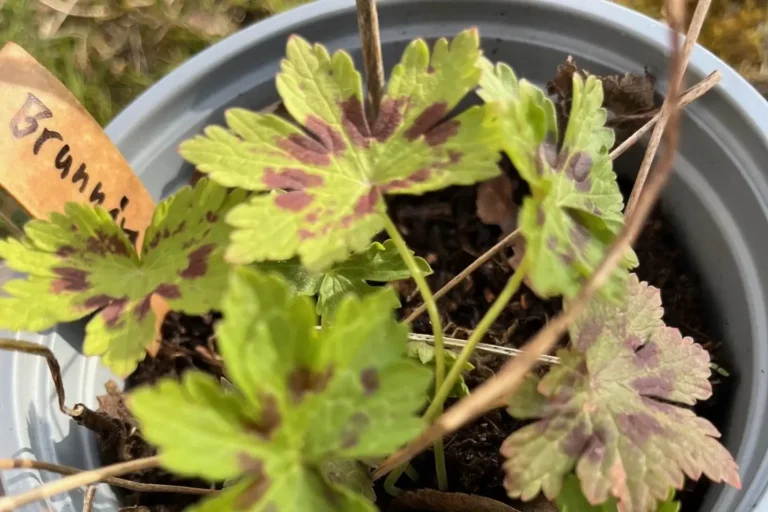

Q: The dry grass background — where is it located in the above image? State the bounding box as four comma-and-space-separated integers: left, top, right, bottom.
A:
0, 0, 765, 126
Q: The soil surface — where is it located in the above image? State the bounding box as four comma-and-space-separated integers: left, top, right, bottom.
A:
88, 62, 731, 512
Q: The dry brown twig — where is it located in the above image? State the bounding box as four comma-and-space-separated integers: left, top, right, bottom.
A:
0, 339, 71, 415
82, 486, 97, 512
0, 456, 163, 511
373, 0, 692, 481
356, 0, 385, 117
625, 0, 713, 217
0, 459, 216, 496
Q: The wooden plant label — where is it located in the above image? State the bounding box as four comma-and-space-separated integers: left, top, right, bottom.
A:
0, 41, 167, 353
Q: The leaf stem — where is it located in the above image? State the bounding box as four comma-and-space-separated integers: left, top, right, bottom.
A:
424, 256, 529, 422
0, 456, 162, 511
383, 214, 448, 490
405, 229, 520, 324
0, 339, 71, 415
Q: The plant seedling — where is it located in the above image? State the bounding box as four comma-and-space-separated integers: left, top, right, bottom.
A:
178, 28, 501, 272
0, 178, 245, 376
477, 58, 638, 301
129, 267, 432, 511
503, 275, 740, 512
257, 239, 432, 319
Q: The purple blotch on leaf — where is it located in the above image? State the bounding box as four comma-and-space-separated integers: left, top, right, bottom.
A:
101, 297, 128, 328
631, 375, 675, 398
263, 168, 324, 190
574, 320, 601, 351
179, 244, 215, 280
361, 368, 379, 395
287, 366, 333, 403
51, 267, 90, 293
563, 422, 591, 457
563, 152, 593, 192
354, 189, 380, 216
234, 454, 271, 510
380, 168, 431, 192
275, 191, 314, 212
371, 97, 407, 142
243, 394, 281, 439
405, 103, 449, 142
134, 296, 153, 322
56, 245, 76, 258
81, 294, 116, 310
278, 133, 331, 166
155, 283, 182, 299
425, 120, 460, 147
616, 412, 664, 444
340, 97, 372, 147
306, 116, 346, 153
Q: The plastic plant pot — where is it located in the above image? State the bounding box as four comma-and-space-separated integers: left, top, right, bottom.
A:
2, 0, 768, 510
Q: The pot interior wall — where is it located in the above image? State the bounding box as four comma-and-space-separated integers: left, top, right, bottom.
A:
2, 1, 768, 511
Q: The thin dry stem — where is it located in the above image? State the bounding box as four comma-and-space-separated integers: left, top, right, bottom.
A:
0, 456, 162, 511
372, 0, 690, 480
355, 0, 385, 117
610, 71, 721, 160
0, 459, 216, 496
625, 0, 712, 217
0, 339, 71, 415
405, 229, 521, 324
82, 486, 97, 512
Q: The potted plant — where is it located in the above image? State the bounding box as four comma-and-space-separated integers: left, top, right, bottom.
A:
2, 0, 768, 511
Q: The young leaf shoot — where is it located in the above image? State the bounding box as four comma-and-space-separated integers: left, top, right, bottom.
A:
258, 239, 432, 318
407, 341, 474, 399
477, 59, 638, 301
502, 275, 740, 512
179, 28, 501, 271
129, 267, 433, 511
0, 179, 245, 376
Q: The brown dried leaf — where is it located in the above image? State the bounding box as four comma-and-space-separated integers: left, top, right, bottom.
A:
476, 174, 519, 235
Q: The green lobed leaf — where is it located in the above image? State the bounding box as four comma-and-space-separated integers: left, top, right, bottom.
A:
556, 474, 680, 512
129, 266, 432, 511
0, 178, 245, 376
502, 274, 740, 512
477, 58, 637, 301
258, 239, 432, 318
406, 340, 473, 398
179, 29, 501, 271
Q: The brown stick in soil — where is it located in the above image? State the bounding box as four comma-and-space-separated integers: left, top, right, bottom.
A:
0, 459, 216, 496
0, 339, 71, 416
0, 456, 162, 511
405, 229, 521, 323
610, 70, 721, 160
624, 0, 712, 217
388, 489, 521, 512
83, 486, 97, 512
372, 0, 690, 481
355, 0, 385, 117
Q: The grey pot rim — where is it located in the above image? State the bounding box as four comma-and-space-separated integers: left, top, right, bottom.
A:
1, 0, 767, 510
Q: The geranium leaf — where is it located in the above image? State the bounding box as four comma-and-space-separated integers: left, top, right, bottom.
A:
179, 29, 501, 271
406, 340, 473, 398
556, 474, 680, 512
0, 178, 245, 376
129, 266, 432, 511
258, 239, 432, 318
502, 275, 740, 512
478, 59, 637, 301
